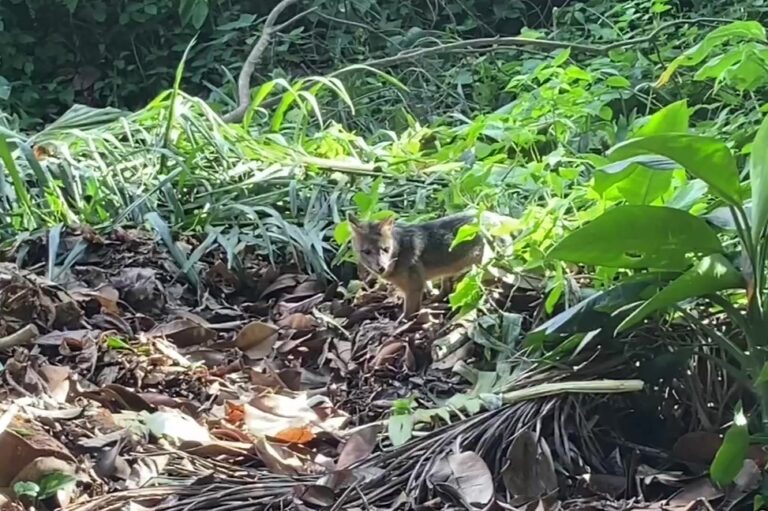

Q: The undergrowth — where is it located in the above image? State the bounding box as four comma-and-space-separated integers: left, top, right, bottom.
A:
3, 0, 768, 501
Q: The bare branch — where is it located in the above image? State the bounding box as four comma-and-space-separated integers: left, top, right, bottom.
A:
222, 0, 305, 123
355, 18, 733, 70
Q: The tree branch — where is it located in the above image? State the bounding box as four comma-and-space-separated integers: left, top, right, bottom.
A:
354, 17, 734, 70
222, 0, 305, 123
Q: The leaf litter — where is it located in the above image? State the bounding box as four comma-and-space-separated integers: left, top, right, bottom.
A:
0, 227, 737, 510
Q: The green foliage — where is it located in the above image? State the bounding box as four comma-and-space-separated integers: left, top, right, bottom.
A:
710, 406, 749, 488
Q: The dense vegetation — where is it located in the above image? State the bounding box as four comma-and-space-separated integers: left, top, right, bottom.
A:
3, 0, 768, 507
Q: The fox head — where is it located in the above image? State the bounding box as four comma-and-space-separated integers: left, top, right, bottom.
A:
347, 213, 397, 275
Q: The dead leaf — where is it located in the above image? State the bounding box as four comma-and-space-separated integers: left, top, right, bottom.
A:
148, 319, 216, 348
277, 313, 319, 331
252, 437, 312, 476
235, 321, 278, 359
37, 364, 71, 403
503, 431, 558, 500
337, 424, 379, 470
260, 274, 303, 299
35, 329, 97, 347
146, 411, 211, 444
428, 451, 494, 507
0, 424, 75, 486
70, 285, 120, 314
294, 483, 335, 506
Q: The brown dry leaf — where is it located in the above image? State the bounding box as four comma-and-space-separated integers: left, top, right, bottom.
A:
252, 437, 313, 476
277, 293, 324, 315
37, 364, 71, 402
260, 274, 303, 299
503, 431, 558, 500
235, 321, 278, 359
79, 384, 155, 412
242, 393, 330, 443
666, 477, 722, 507
148, 319, 216, 348
0, 424, 76, 486
70, 285, 120, 314
35, 329, 97, 347
428, 451, 494, 507
337, 424, 379, 470
277, 313, 319, 331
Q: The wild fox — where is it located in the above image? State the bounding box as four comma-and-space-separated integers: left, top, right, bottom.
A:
347, 211, 502, 317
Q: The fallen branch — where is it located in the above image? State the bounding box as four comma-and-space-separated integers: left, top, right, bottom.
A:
222, 0, 311, 123
0, 324, 39, 351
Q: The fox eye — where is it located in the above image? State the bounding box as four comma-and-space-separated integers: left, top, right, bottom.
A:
362, 248, 374, 256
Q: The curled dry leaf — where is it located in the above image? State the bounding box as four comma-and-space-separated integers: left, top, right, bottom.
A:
148, 319, 216, 348
235, 321, 278, 359
428, 451, 495, 507
243, 402, 316, 444
253, 437, 313, 476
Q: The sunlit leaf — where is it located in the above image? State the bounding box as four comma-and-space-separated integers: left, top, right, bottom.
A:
607, 134, 740, 205
548, 206, 723, 270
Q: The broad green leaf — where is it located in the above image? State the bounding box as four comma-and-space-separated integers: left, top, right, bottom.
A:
710, 407, 749, 487
617, 254, 745, 332
596, 98, 688, 204
635, 99, 689, 136
607, 135, 740, 205
548, 206, 723, 270
750, 113, 768, 241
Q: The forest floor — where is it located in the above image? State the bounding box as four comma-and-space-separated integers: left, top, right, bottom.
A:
0, 228, 748, 510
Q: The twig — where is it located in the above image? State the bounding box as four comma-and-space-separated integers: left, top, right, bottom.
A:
0, 324, 39, 350
222, 0, 307, 123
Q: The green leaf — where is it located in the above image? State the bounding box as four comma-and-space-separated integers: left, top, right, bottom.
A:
449, 271, 484, 312
451, 223, 479, 250
635, 99, 689, 136
710, 407, 749, 488
605, 76, 631, 88
749, 112, 768, 241
388, 414, 413, 447
607, 134, 740, 205
526, 273, 668, 347
179, 0, 209, 28
37, 472, 76, 500
550, 47, 571, 67
333, 221, 351, 245
548, 206, 723, 270
13, 481, 40, 499
658, 21, 767, 85
617, 254, 745, 332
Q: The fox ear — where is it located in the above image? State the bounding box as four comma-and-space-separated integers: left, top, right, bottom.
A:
379, 216, 395, 235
